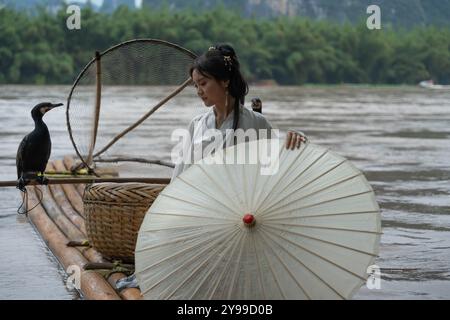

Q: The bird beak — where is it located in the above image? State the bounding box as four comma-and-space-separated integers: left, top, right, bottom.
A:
42, 103, 63, 114
44, 103, 63, 113
50, 103, 63, 109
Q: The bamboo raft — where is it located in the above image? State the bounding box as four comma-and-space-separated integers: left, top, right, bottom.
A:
25, 155, 168, 300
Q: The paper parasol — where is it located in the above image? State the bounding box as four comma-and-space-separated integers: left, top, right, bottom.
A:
135, 140, 381, 299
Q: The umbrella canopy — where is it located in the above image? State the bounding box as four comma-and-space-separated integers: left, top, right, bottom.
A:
135, 140, 381, 299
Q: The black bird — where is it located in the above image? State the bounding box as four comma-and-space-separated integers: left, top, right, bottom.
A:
16, 102, 63, 192
251, 97, 262, 113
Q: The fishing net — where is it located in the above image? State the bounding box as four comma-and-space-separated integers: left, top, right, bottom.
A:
66, 39, 199, 178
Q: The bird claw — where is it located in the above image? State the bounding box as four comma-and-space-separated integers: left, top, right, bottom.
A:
38, 175, 49, 185
16, 177, 28, 193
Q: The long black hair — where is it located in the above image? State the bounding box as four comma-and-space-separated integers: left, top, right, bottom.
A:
190, 44, 249, 130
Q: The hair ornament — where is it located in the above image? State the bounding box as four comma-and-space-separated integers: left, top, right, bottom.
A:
223, 55, 232, 71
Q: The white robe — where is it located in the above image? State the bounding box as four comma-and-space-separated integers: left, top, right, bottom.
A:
171, 105, 303, 181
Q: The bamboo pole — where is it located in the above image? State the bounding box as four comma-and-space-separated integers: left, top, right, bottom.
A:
26, 160, 144, 300
63, 156, 86, 196
84, 262, 134, 270
27, 187, 121, 300
22, 157, 151, 299
43, 162, 103, 264
96, 157, 175, 168
38, 186, 86, 243
40, 163, 113, 265
54, 159, 86, 216
93, 77, 193, 159
86, 51, 102, 168
42, 170, 89, 175
47, 162, 86, 232
1, 177, 171, 188
64, 186, 143, 300
78, 246, 106, 265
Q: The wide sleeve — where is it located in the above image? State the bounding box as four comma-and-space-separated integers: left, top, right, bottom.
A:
251, 111, 275, 140
170, 117, 197, 182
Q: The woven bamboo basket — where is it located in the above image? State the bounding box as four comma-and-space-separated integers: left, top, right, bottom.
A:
83, 182, 166, 263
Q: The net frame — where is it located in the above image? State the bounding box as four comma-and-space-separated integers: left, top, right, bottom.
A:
66, 39, 197, 173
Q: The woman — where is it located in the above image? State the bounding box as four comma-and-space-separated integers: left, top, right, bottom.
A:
171, 44, 306, 181
116, 44, 307, 290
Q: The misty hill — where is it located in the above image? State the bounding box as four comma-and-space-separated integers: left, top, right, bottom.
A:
1, 0, 449, 26
143, 0, 450, 27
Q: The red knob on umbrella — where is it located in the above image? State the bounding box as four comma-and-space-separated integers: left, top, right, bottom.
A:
243, 214, 255, 227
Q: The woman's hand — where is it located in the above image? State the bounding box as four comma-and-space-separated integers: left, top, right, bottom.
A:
285, 130, 307, 150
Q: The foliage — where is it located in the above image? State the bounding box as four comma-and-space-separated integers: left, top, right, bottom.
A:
0, 6, 449, 84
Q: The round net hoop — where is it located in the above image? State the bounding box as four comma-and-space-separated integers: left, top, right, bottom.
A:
66, 39, 197, 174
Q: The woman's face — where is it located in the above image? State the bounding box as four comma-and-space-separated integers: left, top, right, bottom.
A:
192, 69, 228, 107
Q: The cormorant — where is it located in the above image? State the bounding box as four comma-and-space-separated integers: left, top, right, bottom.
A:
251, 97, 262, 113
16, 102, 63, 192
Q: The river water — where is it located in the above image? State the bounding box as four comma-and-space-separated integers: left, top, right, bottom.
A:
0, 85, 449, 299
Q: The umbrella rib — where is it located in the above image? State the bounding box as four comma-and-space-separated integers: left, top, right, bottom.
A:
250, 156, 272, 212
177, 175, 241, 218
264, 210, 380, 220
259, 227, 346, 299
261, 147, 328, 211
149, 211, 234, 222
207, 230, 246, 300
238, 161, 248, 211
258, 240, 289, 299
140, 228, 235, 296
263, 188, 373, 221
137, 226, 235, 275
251, 155, 261, 210
197, 165, 243, 217
260, 161, 353, 216
226, 230, 248, 300
256, 229, 312, 299
241, 163, 250, 213
254, 143, 313, 214
223, 164, 240, 209
165, 228, 242, 299
275, 190, 376, 216
136, 224, 230, 252
189, 232, 246, 300
251, 231, 267, 299
260, 159, 347, 214
141, 222, 232, 233
186, 227, 243, 299
256, 146, 312, 211
265, 221, 382, 235
261, 225, 368, 283
263, 223, 378, 257
159, 193, 234, 218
